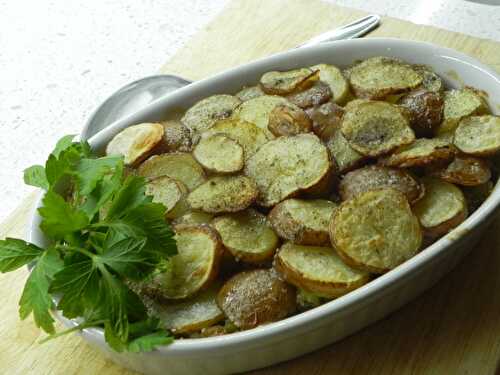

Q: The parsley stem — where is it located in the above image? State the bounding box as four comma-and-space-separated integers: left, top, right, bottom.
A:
55, 244, 94, 258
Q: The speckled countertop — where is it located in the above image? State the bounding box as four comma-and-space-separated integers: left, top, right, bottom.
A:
0, 0, 499, 222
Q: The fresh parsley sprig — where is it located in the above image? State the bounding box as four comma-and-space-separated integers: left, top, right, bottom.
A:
0, 135, 176, 352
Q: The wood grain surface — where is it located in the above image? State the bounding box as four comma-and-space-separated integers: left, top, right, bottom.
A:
1, 0, 500, 374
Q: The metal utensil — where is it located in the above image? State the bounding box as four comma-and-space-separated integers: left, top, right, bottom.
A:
81, 14, 380, 140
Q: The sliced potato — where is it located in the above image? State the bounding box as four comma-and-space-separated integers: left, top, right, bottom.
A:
462, 181, 493, 213
454, 115, 500, 156
259, 68, 318, 95
413, 177, 467, 238
147, 284, 224, 334
330, 188, 422, 274
217, 269, 296, 330
106, 123, 165, 166
398, 89, 444, 137
187, 175, 258, 213
430, 155, 491, 186
142, 225, 223, 300
275, 243, 370, 298
268, 104, 312, 137
341, 100, 415, 157
438, 88, 490, 135
379, 138, 455, 167
306, 101, 344, 141
181, 94, 241, 136
296, 288, 325, 311
161, 119, 192, 152
347, 57, 422, 99
193, 134, 244, 173
413, 65, 444, 93
311, 63, 351, 105
323, 123, 366, 173
339, 165, 424, 204
212, 209, 279, 263
233, 95, 293, 139
269, 199, 337, 246
286, 81, 332, 109
145, 176, 189, 219
137, 153, 206, 191
172, 211, 214, 227
244, 134, 331, 206
236, 85, 264, 101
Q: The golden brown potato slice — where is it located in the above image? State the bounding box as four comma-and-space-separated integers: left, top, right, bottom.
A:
430, 155, 491, 186
244, 134, 331, 206
268, 199, 337, 246
137, 153, 206, 191
147, 284, 224, 334
172, 211, 214, 227
306, 101, 344, 141
438, 88, 490, 136
347, 57, 422, 99
193, 134, 244, 174
160, 119, 192, 153
379, 138, 455, 167
181, 94, 241, 136
310, 63, 351, 105
268, 104, 312, 137
462, 181, 493, 213
187, 175, 258, 214
236, 85, 264, 101
330, 188, 422, 274
286, 81, 332, 109
339, 165, 424, 204
413, 177, 467, 238
398, 89, 444, 137
212, 209, 279, 263
233, 95, 293, 139
217, 269, 296, 330
454, 115, 500, 156
275, 243, 370, 298
145, 176, 189, 219
106, 123, 165, 166
323, 123, 366, 173
142, 225, 224, 300
259, 68, 318, 95
203, 119, 268, 161
341, 100, 415, 157
413, 65, 444, 93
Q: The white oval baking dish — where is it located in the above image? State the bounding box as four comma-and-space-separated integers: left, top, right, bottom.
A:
28, 38, 500, 375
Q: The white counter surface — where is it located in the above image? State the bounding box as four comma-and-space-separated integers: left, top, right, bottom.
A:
0, 0, 499, 222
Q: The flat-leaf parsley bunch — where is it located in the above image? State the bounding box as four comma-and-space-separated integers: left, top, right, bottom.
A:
0, 135, 177, 352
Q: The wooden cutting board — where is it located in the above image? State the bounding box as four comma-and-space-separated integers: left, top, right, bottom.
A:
2, 0, 500, 374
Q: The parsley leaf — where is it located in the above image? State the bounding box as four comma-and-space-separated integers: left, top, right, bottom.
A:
76, 156, 122, 196
0, 238, 44, 272
52, 134, 77, 157
105, 175, 151, 220
23, 165, 49, 190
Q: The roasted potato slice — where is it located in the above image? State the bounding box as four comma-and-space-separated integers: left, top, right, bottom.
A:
187, 175, 258, 213
259, 68, 318, 95
339, 165, 424, 204
212, 209, 279, 263
438, 88, 490, 136
296, 288, 325, 311
286, 81, 332, 109
106, 123, 165, 166
462, 181, 493, 213
398, 89, 444, 137
193, 134, 244, 174
413, 65, 444, 93
275, 243, 370, 298
145, 176, 189, 219
147, 284, 224, 334
233, 95, 293, 139
236, 85, 264, 101
217, 269, 296, 330
413, 177, 467, 238
142, 225, 223, 300
323, 123, 366, 173
341, 100, 415, 157
269, 199, 337, 246
330, 188, 422, 274
137, 153, 206, 191
379, 138, 455, 167
310, 63, 351, 105
430, 155, 491, 186
454, 115, 500, 156
306, 101, 344, 140
268, 104, 312, 137
172, 211, 214, 227
181, 94, 241, 136
347, 57, 422, 99
161, 119, 192, 152
245, 133, 331, 206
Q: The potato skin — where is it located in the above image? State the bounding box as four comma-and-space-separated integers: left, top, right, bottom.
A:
217, 269, 296, 330
398, 89, 444, 137
306, 101, 344, 141
286, 81, 332, 109
430, 155, 491, 186
268, 104, 312, 137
